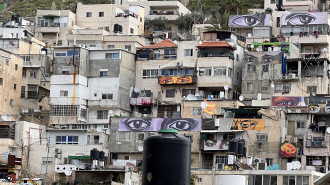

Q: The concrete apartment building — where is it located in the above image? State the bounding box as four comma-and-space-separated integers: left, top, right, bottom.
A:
34, 10, 76, 47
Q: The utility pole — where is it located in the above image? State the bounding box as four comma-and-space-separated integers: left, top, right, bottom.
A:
45, 136, 50, 185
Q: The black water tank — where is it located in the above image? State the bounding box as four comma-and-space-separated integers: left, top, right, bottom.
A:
99, 151, 105, 161
142, 129, 191, 185
237, 142, 243, 155
229, 140, 238, 154
90, 148, 99, 160
243, 147, 247, 157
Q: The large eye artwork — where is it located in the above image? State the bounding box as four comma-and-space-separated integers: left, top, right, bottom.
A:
123, 119, 151, 131
233, 15, 261, 26
273, 97, 298, 106
161, 119, 197, 131
285, 14, 315, 25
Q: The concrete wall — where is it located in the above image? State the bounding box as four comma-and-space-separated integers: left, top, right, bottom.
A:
0, 50, 22, 115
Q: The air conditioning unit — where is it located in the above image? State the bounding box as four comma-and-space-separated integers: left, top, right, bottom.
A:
177, 62, 182, 66
55, 148, 62, 154
247, 157, 253, 165
216, 163, 224, 170
254, 158, 262, 164
214, 119, 220, 127
55, 154, 62, 159
257, 162, 267, 170
288, 73, 296, 79
228, 155, 235, 165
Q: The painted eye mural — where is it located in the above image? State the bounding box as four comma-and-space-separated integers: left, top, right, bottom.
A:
122, 118, 152, 131
161, 119, 197, 131
244, 55, 258, 63
280, 142, 297, 158
272, 97, 301, 107
309, 105, 320, 113
285, 14, 315, 25
282, 12, 328, 26
229, 14, 271, 27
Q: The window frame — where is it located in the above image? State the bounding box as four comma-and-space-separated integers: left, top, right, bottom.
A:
86, 12, 92, 17
99, 12, 104, 17
97, 110, 108, 119
166, 89, 175, 98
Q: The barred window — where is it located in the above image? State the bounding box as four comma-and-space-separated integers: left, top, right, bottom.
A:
51, 105, 78, 116
56, 136, 78, 144
214, 67, 227, 76
143, 69, 158, 79
97, 110, 108, 119
102, 94, 113, 99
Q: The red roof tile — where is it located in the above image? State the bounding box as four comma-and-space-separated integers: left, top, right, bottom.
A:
197, 41, 232, 48
140, 39, 177, 49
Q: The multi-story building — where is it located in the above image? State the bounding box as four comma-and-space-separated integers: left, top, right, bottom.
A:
34, 10, 76, 47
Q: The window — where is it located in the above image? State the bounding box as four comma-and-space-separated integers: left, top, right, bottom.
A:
10, 99, 14, 107
256, 133, 268, 143
6, 59, 9, 66
180, 68, 193, 76
214, 67, 227, 76
296, 121, 305, 128
67, 50, 79, 56
100, 69, 108, 77
161, 69, 178, 76
166, 89, 175, 98
143, 69, 158, 79
282, 176, 309, 185
99, 12, 104, 17
13, 84, 16, 90
125, 156, 130, 160
51, 105, 78, 116
56, 136, 78, 144
266, 158, 273, 166
138, 133, 144, 141
0, 78, 3, 85
22, 69, 26, 77
105, 52, 120, 59
60, 90, 68, 97
276, 17, 280, 27
307, 86, 317, 93
55, 52, 66, 57
21, 55, 30, 62
262, 64, 269, 72
164, 48, 177, 59
102, 94, 113, 99
182, 89, 195, 97
247, 82, 253, 92
199, 67, 212, 76
215, 156, 228, 164
249, 175, 277, 185
15, 64, 18, 70
86, 12, 92, 17
21, 86, 25, 98
271, 0, 279, 3
261, 87, 268, 92
228, 68, 232, 78
97, 110, 108, 119
184, 49, 193, 56
29, 72, 37, 78
192, 108, 202, 116
125, 45, 131, 51
108, 45, 115, 49
275, 84, 291, 93
27, 85, 38, 98
94, 136, 100, 144
130, 28, 134, 34
42, 157, 53, 164
247, 64, 256, 72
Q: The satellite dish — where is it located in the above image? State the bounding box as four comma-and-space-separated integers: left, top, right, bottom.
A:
224, 85, 229, 91
73, 160, 86, 169
327, 127, 330, 134
134, 87, 139, 93
201, 102, 207, 109
239, 95, 244, 101
295, 161, 301, 169
138, 146, 143, 152
270, 83, 275, 88
195, 93, 200, 97
105, 130, 110, 135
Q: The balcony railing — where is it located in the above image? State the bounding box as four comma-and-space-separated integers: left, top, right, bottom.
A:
130, 97, 153, 106
306, 140, 327, 148
198, 50, 234, 59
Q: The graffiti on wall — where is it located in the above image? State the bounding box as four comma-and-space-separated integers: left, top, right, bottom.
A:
231, 119, 265, 130
119, 118, 201, 132
203, 140, 229, 150
272, 96, 306, 107
280, 142, 297, 158
282, 12, 328, 25
158, 76, 193, 85
229, 14, 271, 27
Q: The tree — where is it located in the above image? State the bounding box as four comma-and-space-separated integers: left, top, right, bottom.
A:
144, 17, 168, 31
205, 12, 229, 31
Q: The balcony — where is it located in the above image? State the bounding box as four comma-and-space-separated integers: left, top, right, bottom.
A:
283, 32, 328, 44
200, 140, 229, 151
198, 50, 234, 59
275, 73, 299, 82
36, 26, 60, 33
306, 140, 326, 148
87, 99, 118, 108
130, 97, 153, 106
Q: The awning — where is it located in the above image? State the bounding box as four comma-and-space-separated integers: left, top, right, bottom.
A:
68, 155, 90, 160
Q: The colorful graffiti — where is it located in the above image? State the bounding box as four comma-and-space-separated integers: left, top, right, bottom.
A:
272, 96, 306, 107
119, 118, 201, 132
158, 76, 193, 85
282, 12, 328, 25
280, 142, 297, 158
202, 100, 216, 115
203, 140, 229, 151
309, 105, 320, 113
229, 14, 271, 27
231, 119, 265, 130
